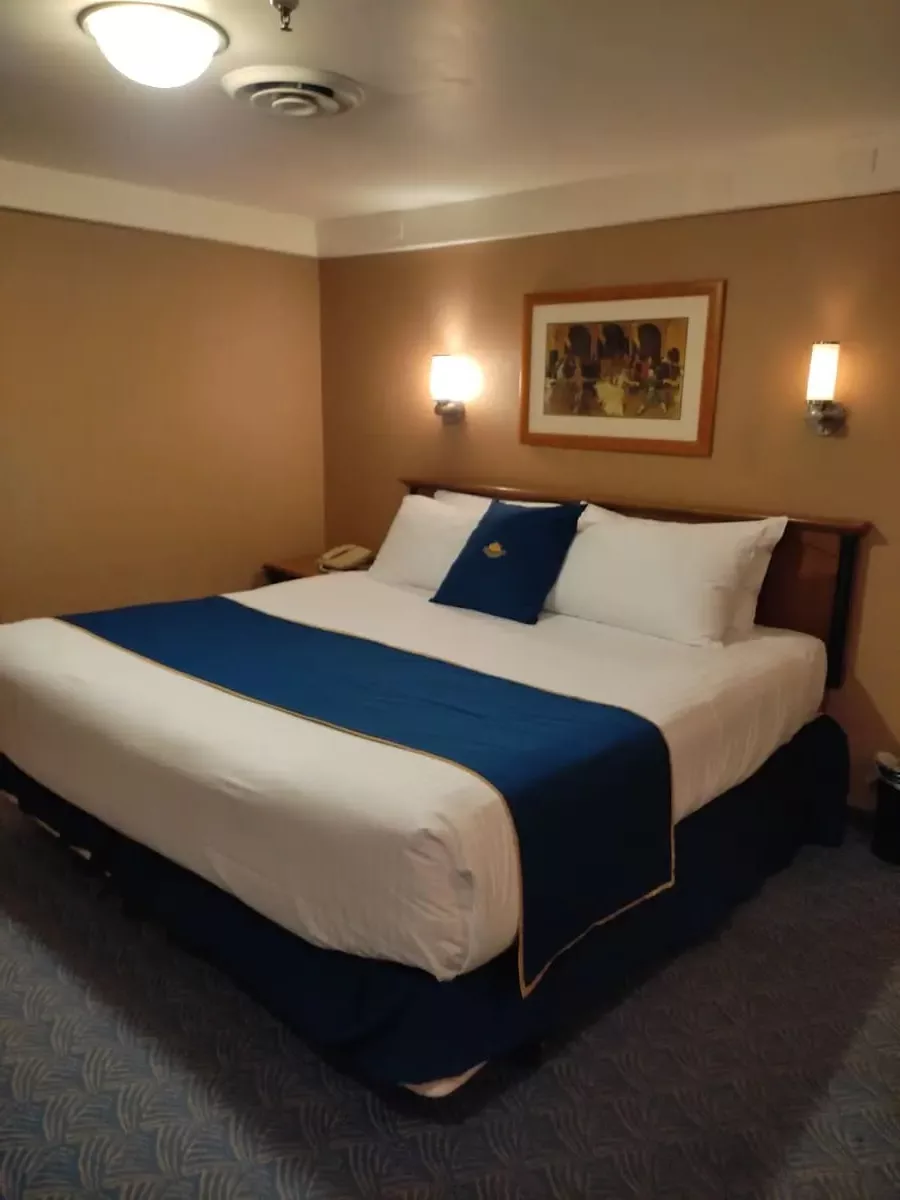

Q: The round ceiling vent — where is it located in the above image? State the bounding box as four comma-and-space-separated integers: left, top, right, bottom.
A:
222, 66, 364, 118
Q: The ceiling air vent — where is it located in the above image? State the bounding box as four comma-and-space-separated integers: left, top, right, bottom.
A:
222, 66, 364, 118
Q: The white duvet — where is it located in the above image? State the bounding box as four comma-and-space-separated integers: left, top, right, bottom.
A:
0, 573, 825, 980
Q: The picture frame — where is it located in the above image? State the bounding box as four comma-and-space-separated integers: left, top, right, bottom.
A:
519, 280, 725, 457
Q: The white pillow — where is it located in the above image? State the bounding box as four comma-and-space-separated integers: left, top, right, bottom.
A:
369, 495, 479, 591
434, 490, 600, 528
547, 516, 780, 646
582, 506, 787, 635
729, 518, 788, 631
433, 490, 553, 515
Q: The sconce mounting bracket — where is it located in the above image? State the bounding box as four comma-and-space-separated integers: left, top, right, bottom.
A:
434, 400, 466, 424
806, 400, 847, 436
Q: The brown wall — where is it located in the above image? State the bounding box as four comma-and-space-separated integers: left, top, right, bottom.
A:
320, 193, 900, 794
1, 210, 323, 621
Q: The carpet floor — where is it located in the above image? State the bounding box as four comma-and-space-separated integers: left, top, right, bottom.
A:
0, 801, 898, 1200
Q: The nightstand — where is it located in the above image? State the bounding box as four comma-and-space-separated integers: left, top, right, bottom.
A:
262, 554, 324, 584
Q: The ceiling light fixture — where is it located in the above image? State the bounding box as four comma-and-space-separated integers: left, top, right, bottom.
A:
78, 3, 229, 89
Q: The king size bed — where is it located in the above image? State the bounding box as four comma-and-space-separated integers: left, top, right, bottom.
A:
0, 481, 869, 1095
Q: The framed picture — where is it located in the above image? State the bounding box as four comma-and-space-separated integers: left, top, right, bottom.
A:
520, 280, 725, 457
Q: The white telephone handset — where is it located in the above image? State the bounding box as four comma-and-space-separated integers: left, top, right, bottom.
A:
317, 544, 374, 572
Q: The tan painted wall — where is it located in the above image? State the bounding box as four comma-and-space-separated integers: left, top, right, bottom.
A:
1, 210, 323, 621
320, 193, 900, 793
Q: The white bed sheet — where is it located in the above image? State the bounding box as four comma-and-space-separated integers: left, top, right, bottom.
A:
0, 573, 825, 980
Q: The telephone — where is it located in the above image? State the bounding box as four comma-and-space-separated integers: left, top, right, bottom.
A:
317, 544, 374, 572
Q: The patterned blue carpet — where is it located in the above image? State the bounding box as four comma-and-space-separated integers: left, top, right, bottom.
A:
1, 801, 899, 1200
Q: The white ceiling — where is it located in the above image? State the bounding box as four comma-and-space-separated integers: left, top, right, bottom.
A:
2, 0, 899, 228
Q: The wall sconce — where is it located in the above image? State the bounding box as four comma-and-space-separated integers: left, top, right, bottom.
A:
430, 355, 483, 424
806, 342, 846, 436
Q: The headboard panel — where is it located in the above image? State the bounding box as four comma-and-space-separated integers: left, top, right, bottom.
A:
403, 480, 870, 689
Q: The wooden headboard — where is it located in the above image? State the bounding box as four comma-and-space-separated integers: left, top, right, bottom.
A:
403, 480, 870, 689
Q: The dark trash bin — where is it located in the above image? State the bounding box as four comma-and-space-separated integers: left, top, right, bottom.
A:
872, 752, 900, 865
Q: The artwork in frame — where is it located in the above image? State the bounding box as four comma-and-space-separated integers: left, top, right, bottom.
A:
520, 281, 725, 456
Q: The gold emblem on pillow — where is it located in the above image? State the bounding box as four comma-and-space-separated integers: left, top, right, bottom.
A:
483, 541, 506, 559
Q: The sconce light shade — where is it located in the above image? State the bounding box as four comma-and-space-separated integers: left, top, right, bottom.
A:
430, 355, 483, 423
79, 3, 228, 89
805, 342, 846, 436
806, 342, 839, 402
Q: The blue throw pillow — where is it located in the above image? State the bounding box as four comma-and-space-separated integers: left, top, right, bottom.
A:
432, 500, 585, 624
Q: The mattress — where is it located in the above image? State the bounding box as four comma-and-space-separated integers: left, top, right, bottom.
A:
0, 572, 826, 980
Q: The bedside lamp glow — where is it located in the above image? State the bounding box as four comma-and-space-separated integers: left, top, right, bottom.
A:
805, 342, 846, 436
430, 355, 482, 423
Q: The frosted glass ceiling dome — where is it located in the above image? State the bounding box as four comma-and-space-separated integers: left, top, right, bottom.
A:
79, 3, 229, 89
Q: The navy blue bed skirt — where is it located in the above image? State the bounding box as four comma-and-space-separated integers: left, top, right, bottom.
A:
0, 715, 848, 1087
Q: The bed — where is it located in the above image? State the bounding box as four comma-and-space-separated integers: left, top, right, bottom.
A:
0, 481, 869, 1094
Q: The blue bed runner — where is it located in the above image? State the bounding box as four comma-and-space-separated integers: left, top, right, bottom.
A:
62, 596, 673, 994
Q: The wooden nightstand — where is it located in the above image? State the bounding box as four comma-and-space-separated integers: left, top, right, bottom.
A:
262, 554, 324, 584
